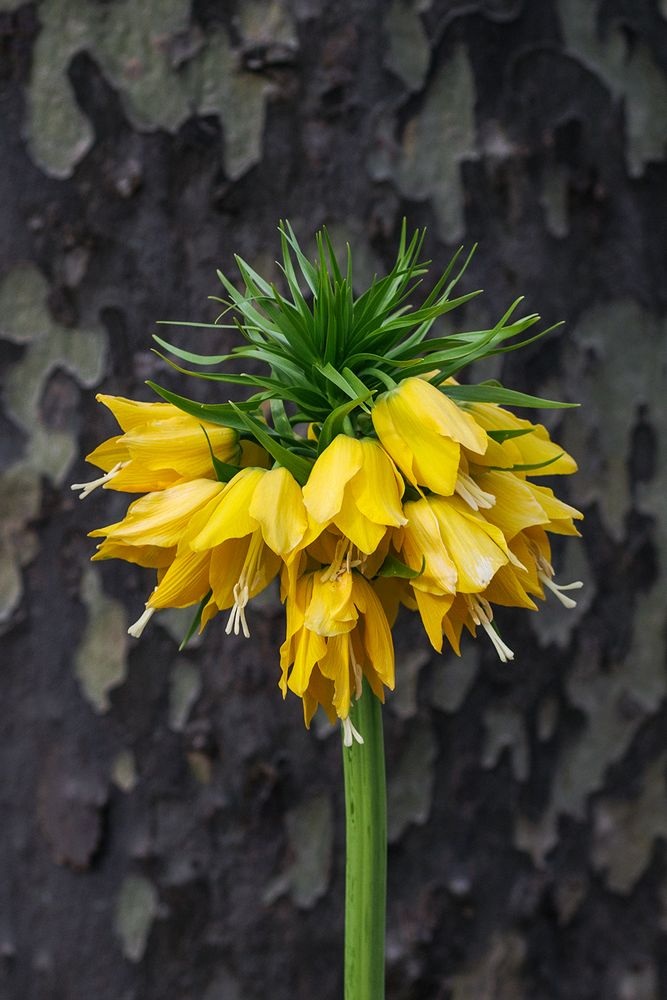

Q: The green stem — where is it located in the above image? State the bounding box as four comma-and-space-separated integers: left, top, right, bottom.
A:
342, 681, 386, 1000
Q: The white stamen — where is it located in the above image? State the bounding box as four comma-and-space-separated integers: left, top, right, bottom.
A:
455, 471, 496, 511
226, 581, 250, 638
128, 604, 155, 639
342, 716, 364, 747
71, 461, 128, 500
539, 572, 583, 609
320, 540, 362, 583
480, 618, 515, 662
466, 595, 514, 663
529, 542, 584, 610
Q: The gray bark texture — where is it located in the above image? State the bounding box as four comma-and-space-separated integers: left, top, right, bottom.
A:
1, 1, 667, 997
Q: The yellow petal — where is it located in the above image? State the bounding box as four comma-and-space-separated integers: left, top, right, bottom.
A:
208, 538, 251, 608
96, 394, 175, 431
467, 435, 522, 469
402, 500, 457, 594
240, 439, 271, 469
94, 479, 223, 547
431, 496, 509, 592
302, 671, 337, 727
106, 463, 181, 493
189, 468, 264, 550
318, 634, 352, 718
397, 378, 487, 453
149, 549, 211, 608
302, 434, 362, 523
469, 403, 577, 474
91, 539, 176, 568
371, 397, 419, 485
352, 576, 395, 689
524, 481, 583, 524
124, 417, 238, 479
413, 589, 454, 652
483, 564, 538, 610
372, 390, 462, 495
334, 487, 387, 555
476, 471, 550, 539
249, 466, 308, 555
349, 439, 406, 527
200, 595, 220, 631
288, 628, 328, 697
305, 572, 357, 636
372, 576, 408, 627
85, 436, 129, 472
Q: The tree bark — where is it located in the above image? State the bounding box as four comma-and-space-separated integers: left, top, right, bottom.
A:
1, 2, 666, 998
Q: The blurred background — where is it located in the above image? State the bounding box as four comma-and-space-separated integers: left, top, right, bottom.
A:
1, 1, 666, 998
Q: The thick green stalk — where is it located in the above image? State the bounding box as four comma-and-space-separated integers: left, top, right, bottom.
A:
341, 682, 386, 1000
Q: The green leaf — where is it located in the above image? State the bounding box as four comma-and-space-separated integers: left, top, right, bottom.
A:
487, 428, 535, 443
270, 398, 293, 438
200, 426, 243, 482
179, 591, 212, 651
229, 403, 313, 485
318, 393, 372, 454
441, 384, 579, 409
375, 555, 425, 580
488, 453, 565, 473
147, 381, 265, 431
153, 334, 233, 366
316, 362, 362, 402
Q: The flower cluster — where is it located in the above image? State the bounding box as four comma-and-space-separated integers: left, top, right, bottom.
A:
74, 225, 582, 743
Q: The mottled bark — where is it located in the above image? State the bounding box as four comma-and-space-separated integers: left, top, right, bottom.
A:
1, 1, 666, 998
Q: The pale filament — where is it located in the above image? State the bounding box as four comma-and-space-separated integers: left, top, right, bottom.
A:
71, 461, 129, 500
455, 471, 496, 511
342, 716, 364, 747
529, 541, 583, 610
466, 594, 515, 663
320, 538, 362, 583
128, 604, 156, 639
349, 636, 363, 701
226, 581, 250, 638
225, 533, 265, 639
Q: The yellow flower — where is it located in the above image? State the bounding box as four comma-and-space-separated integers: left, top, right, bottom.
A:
90, 478, 223, 550
280, 568, 394, 739
188, 466, 315, 638
71, 394, 239, 497
89, 478, 225, 636
466, 401, 578, 475
397, 494, 515, 655
302, 435, 406, 554
371, 377, 487, 495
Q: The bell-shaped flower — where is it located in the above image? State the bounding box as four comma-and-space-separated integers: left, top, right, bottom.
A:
302, 435, 406, 555
280, 569, 395, 738
72, 394, 240, 497
467, 401, 578, 475
188, 466, 316, 638
89, 478, 225, 637
371, 377, 487, 496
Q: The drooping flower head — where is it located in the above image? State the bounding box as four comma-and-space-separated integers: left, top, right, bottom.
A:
74, 222, 582, 740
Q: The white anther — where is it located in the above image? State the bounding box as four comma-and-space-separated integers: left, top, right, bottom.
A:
71, 461, 128, 500
128, 604, 155, 639
342, 716, 365, 747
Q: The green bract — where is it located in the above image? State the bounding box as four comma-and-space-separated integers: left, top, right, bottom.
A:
149, 221, 575, 479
